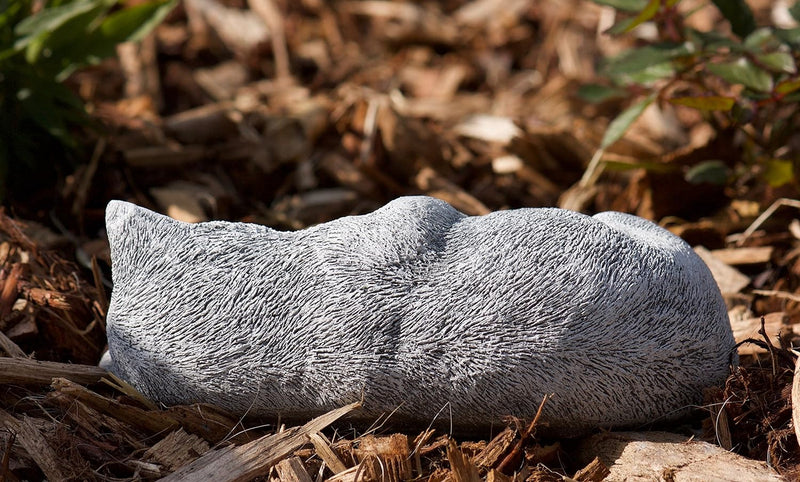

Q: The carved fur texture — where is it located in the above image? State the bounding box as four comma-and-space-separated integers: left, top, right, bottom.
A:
105, 196, 735, 435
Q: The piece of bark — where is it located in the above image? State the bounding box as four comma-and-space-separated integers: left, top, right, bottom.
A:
274, 456, 314, 482
194, 61, 249, 101
308, 431, 348, 475
160, 401, 360, 481
575, 431, 781, 481
184, 0, 269, 55
0, 330, 25, 357
0, 263, 23, 318
151, 183, 213, 223
573, 456, 610, 481
729, 312, 800, 355
318, 153, 382, 198
353, 434, 411, 482
472, 427, 515, 469
694, 246, 751, 294
793, 356, 800, 451
414, 167, 490, 216
446, 439, 481, 482
0, 410, 70, 481
49, 378, 179, 435
164, 103, 239, 144
485, 469, 512, 482
325, 464, 360, 482
164, 404, 243, 445
453, 115, 521, 144
124, 145, 207, 168
0, 358, 106, 385
144, 429, 211, 472
710, 247, 773, 266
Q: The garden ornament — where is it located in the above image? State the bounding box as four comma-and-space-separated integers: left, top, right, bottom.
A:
103, 196, 736, 435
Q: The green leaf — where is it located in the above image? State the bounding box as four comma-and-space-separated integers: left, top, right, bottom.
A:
604, 43, 693, 76
606, 16, 639, 35
756, 52, 796, 74
685, 160, 730, 185
621, 61, 675, 84
789, 1, 800, 22
621, 0, 660, 33
707, 59, 773, 92
762, 159, 794, 187
600, 94, 656, 149
774, 27, 800, 47
577, 84, 628, 103
776, 78, 800, 95
743, 28, 778, 50
16, 1, 110, 68
590, 0, 648, 12
687, 29, 742, 51
668, 96, 736, 111
56, 0, 177, 77
97, 0, 177, 44
710, 0, 756, 38
14, 0, 98, 37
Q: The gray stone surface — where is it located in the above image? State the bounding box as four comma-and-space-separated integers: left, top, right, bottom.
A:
105, 196, 736, 435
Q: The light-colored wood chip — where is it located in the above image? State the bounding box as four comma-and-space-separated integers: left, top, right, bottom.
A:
793, 355, 800, 451
694, 246, 751, 294
353, 434, 411, 482
730, 312, 800, 355
144, 429, 211, 472
274, 456, 314, 482
575, 431, 781, 481
325, 464, 361, 482
446, 439, 481, 482
710, 247, 773, 265
160, 401, 360, 481
308, 431, 348, 475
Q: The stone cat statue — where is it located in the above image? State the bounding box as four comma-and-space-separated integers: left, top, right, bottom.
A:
103, 196, 735, 435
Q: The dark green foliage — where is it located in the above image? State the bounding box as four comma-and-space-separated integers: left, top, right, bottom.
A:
710, 0, 756, 39
585, 0, 800, 188
0, 0, 176, 202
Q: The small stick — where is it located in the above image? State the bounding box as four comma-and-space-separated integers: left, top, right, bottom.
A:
496, 394, 550, 474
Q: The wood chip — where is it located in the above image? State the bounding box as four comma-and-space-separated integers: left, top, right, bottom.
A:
353, 434, 411, 482
793, 356, 800, 451
710, 247, 773, 265
446, 439, 481, 482
472, 427, 515, 468
0, 358, 107, 385
144, 429, 211, 472
124, 145, 207, 168
49, 378, 180, 435
0, 330, 25, 357
0, 410, 70, 481
274, 456, 314, 482
573, 456, 610, 481
454, 115, 521, 144
729, 312, 800, 355
414, 167, 490, 216
308, 431, 348, 475
485, 469, 512, 482
325, 464, 361, 482
160, 401, 360, 481
574, 431, 781, 481
693, 246, 751, 294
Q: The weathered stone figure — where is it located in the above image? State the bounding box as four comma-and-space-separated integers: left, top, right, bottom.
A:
104, 196, 735, 435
